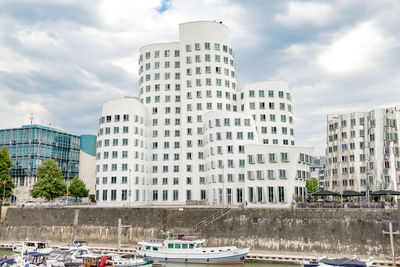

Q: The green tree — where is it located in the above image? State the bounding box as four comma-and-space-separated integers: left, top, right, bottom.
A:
306, 177, 320, 194
384, 193, 393, 203
88, 194, 96, 203
30, 159, 67, 201
0, 146, 15, 200
68, 176, 89, 199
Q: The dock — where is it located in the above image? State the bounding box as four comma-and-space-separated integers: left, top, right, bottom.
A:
1, 242, 400, 266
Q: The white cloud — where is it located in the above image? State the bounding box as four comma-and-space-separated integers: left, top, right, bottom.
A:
0, 89, 49, 128
274, 1, 337, 27
317, 22, 390, 74
1, 0, 400, 156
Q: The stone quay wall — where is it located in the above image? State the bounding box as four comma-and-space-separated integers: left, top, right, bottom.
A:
0, 207, 399, 257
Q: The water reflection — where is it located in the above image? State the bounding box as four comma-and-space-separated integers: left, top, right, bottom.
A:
165, 263, 296, 267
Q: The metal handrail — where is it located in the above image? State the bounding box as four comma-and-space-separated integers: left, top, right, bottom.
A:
184, 207, 231, 235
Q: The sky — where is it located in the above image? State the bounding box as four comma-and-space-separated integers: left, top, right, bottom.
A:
0, 0, 399, 156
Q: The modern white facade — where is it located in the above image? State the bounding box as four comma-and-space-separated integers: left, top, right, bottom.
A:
95, 21, 313, 207
311, 156, 326, 189
325, 107, 400, 193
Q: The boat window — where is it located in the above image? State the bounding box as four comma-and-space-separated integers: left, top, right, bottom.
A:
182, 244, 188, 249
219, 250, 222, 252
211, 250, 214, 252
175, 244, 181, 249
196, 244, 201, 248
168, 244, 174, 248
152, 247, 158, 251
189, 244, 194, 249
146, 246, 150, 250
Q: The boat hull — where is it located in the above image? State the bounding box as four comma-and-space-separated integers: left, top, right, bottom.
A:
114, 259, 154, 267
137, 248, 249, 264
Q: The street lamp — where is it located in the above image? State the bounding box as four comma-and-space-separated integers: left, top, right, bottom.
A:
128, 169, 132, 207
220, 163, 225, 206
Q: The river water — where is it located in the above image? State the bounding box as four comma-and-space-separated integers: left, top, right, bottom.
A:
164, 263, 295, 267
0, 249, 296, 266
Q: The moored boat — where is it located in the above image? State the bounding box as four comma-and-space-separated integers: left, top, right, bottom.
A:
58, 240, 88, 251
303, 257, 374, 267
0, 258, 16, 267
136, 235, 249, 264
12, 240, 52, 254
82, 254, 153, 267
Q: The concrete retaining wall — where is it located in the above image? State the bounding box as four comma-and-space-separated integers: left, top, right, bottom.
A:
1, 207, 399, 257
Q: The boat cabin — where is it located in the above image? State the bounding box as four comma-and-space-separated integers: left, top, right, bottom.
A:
82, 255, 112, 267
25, 241, 50, 249
25, 252, 49, 265
138, 236, 205, 252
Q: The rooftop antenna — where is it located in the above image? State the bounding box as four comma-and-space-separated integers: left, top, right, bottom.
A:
29, 114, 34, 125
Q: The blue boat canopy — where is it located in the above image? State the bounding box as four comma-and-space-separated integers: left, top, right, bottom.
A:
0, 258, 16, 266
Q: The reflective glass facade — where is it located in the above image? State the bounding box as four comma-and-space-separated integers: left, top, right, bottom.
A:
0, 124, 80, 186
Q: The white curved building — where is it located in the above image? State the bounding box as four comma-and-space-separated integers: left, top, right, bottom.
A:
96, 97, 148, 205
95, 21, 313, 207
325, 107, 400, 193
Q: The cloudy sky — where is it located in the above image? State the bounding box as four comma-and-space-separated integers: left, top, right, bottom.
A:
0, 0, 399, 155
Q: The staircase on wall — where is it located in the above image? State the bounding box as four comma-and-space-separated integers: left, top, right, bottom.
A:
183, 207, 232, 235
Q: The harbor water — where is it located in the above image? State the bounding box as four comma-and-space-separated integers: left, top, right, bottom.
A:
164, 263, 295, 267
0, 249, 297, 266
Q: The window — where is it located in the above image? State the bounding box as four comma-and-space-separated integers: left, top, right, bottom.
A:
173, 190, 179, 201
267, 170, 275, 179
163, 190, 168, 201
269, 153, 276, 162
200, 189, 206, 200
121, 190, 127, 201
278, 186, 285, 202
102, 190, 107, 201
111, 190, 117, 201
152, 190, 158, 201
268, 187, 274, 202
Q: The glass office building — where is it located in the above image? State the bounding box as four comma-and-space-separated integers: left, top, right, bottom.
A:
0, 124, 80, 189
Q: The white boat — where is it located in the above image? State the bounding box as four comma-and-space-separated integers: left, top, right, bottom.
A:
303, 256, 374, 267
12, 241, 52, 254
136, 235, 249, 264
45, 246, 92, 267
58, 240, 88, 251
112, 254, 153, 267
81, 254, 153, 267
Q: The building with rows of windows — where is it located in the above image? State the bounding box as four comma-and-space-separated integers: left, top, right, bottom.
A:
325, 107, 400, 193
95, 21, 313, 207
0, 124, 96, 201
